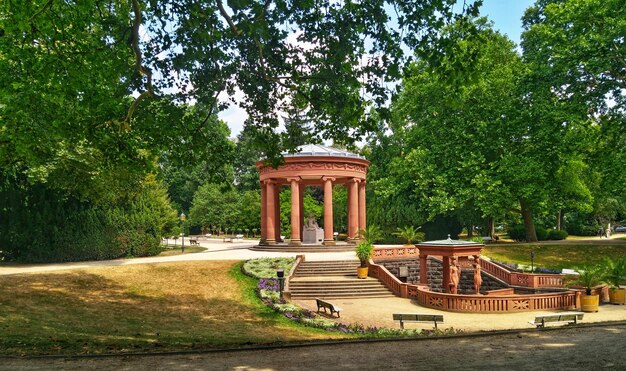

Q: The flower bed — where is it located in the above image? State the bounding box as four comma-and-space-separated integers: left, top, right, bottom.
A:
255, 277, 461, 337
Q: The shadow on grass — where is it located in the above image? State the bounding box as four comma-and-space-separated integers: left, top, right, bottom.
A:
0, 262, 332, 356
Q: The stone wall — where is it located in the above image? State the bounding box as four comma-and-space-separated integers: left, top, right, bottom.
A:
380, 258, 508, 294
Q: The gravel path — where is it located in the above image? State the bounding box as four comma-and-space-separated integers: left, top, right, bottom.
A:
1, 324, 624, 370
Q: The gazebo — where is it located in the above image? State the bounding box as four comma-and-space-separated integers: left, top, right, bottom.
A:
417, 237, 484, 294
256, 144, 370, 246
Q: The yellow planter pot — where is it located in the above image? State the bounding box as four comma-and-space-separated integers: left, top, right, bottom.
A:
581, 294, 599, 312
609, 288, 626, 305
357, 267, 369, 279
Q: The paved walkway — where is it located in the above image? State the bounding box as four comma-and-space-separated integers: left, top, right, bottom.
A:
2, 324, 625, 370
0, 239, 356, 276
2, 233, 624, 276
294, 296, 626, 332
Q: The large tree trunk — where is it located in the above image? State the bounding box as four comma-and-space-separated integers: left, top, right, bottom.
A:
520, 198, 538, 242
485, 216, 496, 239
556, 209, 561, 231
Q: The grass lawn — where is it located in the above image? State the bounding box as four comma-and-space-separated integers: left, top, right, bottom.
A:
482, 244, 626, 270
157, 245, 206, 256
0, 261, 349, 356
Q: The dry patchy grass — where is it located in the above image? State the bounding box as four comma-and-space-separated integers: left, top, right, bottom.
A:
482, 244, 626, 270
156, 245, 206, 256
0, 261, 347, 356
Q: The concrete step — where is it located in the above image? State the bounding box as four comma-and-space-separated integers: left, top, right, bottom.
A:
289, 260, 395, 299
298, 263, 359, 269
289, 289, 394, 295
290, 281, 383, 287
291, 293, 395, 299
294, 271, 357, 276
297, 261, 359, 267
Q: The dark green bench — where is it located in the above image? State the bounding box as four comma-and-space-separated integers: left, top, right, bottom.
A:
393, 313, 444, 330
528, 312, 584, 328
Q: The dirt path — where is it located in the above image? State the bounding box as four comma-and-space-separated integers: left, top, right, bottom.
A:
1, 324, 624, 370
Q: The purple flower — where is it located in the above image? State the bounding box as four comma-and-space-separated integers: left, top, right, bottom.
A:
257, 278, 280, 291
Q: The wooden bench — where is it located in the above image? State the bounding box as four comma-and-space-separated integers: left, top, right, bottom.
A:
393, 313, 444, 330
222, 236, 233, 242
235, 234, 244, 241
189, 239, 199, 246
315, 298, 342, 318
528, 312, 584, 328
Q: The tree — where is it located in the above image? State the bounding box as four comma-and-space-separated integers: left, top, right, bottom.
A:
371, 19, 525, 236
1, 1, 483, 186
376, 14, 606, 242
393, 226, 425, 244
189, 183, 239, 232
522, 0, 626, 229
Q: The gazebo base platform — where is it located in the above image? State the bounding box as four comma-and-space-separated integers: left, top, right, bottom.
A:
252, 242, 355, 253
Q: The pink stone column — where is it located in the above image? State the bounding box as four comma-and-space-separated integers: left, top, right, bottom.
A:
260, 181, 267, 244
348, 178, 359, 241
299, 182, 304, 238
264, 180, 276, 244
274, 183, 281, 242
358, 180, 366, 232
419, 254, 428, 285
323, 177, 336, 245
288, 177, 302, 245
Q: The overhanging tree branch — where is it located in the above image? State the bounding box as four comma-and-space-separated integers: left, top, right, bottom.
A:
125, 0, 155, 129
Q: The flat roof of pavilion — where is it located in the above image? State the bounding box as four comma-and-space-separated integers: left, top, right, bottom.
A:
281, 144, 365, 159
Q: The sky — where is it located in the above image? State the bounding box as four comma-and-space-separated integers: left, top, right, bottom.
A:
218, 0, 537, 137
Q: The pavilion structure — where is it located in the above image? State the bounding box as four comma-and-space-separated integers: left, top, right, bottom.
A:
416, 237, 484, 294
256, 144, 370, 246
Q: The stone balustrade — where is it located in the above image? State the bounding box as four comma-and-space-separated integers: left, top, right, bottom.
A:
368, 260, 580, 313
369, 246, 580, 313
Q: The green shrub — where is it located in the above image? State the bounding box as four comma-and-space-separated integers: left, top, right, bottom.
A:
535, 227, 549, 241
506, 225, 526, 241
566, 224, 598, 236
243, 258, 296, 278
0, 176, 175, 263
547, 229, 568, 240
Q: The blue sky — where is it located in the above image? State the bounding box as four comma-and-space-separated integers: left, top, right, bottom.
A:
219, 0, 537, 136
479, 0, 536, 46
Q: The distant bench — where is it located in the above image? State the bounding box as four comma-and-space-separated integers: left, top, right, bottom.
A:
223, 234, 244, 242
315, 298, 342, 318
189, 239, 199, 246
393, 313, 444, 330
529, 312, 584, 328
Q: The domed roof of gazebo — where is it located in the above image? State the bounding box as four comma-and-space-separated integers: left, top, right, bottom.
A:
282, 144, 365, 159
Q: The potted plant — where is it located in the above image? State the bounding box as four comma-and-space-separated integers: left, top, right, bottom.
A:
355, 225, 382, 279
393, 226, 425, 246
355, 241, 374, 279
564, 265, 604, 312
603, 258, 626, 305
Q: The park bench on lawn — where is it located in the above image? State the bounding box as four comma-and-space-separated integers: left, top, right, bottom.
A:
235, 234, 244, 241
315, 298, 342, 318
528, 312, 584, 328
392, 313, 444, 330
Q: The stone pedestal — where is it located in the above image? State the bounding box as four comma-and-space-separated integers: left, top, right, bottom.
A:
303, 226, 324, 244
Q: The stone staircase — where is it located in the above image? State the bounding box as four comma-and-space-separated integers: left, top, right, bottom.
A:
288, 260, 395, 299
